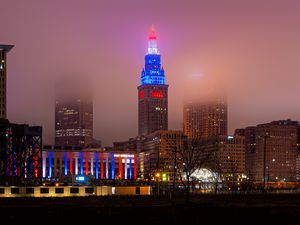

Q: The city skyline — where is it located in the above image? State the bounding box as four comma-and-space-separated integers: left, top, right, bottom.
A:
1, 0, 300, 146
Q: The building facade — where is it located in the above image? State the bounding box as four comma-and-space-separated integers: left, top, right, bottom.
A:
55, 78, 93, 147
183, 98, 227, 139
0, 119, 42, 185
138, 26, 168, 136
245, 119, 300, 182
139, 130, 187, 180
42, 147, 137, 182
0, 45, 14, 119
217, 135, 245, 175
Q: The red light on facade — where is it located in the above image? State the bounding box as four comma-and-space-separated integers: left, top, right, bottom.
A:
16, 154, 21, 176
69, 152, 73, 174
140, 90, 145, 99
85, 152, 89, 176
151, 91, 163, 98
119, 157, 123, 180
134, 155, 137, 180
34, 154, 39, 178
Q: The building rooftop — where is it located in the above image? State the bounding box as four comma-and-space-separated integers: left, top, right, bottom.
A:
0, 45, 14, 52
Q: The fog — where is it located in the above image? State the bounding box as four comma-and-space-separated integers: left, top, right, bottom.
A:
1, 0, 300, 145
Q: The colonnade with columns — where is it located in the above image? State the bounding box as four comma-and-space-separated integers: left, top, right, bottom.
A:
42, 150, 137, 180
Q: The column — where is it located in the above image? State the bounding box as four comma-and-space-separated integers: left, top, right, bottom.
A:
111, 153, 115, 180
90, 157, 94, 176
100, 152, 104, 179
42, 151, 46, 178
134, 154, 137, 180
105, 155, 109, 179
129, 157, 132, 179
75, 157, 78, 175
69, 152, 73, 174
64, 152, 68, 176
124, 158, 127, 179
80, 152, 84, 175
85, 152, 89, 176
48, 151, 53, 178
95, 152, 99, 179
119, 156, 123, 180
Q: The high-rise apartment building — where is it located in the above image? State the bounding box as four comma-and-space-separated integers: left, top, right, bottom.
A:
0, 45, 14, 119
138, 26, 168, 136
245, 119, 300, 182
183, 97, 227, 139
55, 78, 93, 147
139, 130, 187, 180
217, 135, 245, 174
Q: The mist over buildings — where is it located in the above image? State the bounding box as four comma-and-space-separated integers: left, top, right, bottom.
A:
1, 0, 300, 145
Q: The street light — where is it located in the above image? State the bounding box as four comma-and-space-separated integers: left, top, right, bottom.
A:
155, 172, 160, 195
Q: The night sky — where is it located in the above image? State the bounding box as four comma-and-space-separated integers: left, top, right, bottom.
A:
1, 0, 300, 146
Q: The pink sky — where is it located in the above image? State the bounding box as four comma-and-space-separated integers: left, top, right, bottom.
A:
1, 0, 300, 145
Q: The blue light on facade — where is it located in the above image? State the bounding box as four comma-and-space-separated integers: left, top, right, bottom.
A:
111, 153, 115, 179
95, 152, 99, 179
140, 27, 166, 85
80, 152, 84, 175
64, 152, 68, 176
48, 151, 53, 178
129, 158, 132, 179
140, 54, 165, 85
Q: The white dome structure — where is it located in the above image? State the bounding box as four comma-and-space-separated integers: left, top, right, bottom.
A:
191, 168, 219, 182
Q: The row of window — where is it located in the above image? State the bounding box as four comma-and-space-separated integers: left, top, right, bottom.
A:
0, 187, 141, 195
0, 187, 93, 194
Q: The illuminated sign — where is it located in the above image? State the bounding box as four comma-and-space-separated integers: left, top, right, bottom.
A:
75, 176, 85, 181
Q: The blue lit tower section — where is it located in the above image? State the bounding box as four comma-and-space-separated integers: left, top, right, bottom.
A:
138, 26, 168, 136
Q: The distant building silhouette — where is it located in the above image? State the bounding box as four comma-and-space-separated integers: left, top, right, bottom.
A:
183, 97, 227, 139
55, 77, 93, 147
0, 45, 14, 119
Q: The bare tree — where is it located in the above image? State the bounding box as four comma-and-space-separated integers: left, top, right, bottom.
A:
175, 137, 218, 203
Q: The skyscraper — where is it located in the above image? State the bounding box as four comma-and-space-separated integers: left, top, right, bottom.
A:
55, 77, 93, 147
183, 97, 227, 139
0, 45, 14, 119
138, 26, 168, 136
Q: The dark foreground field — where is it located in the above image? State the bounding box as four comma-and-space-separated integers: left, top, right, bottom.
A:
1, 193, 300, 225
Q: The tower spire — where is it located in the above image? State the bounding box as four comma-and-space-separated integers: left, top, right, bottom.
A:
149, 24, 157, 40
147, 25, 159, 55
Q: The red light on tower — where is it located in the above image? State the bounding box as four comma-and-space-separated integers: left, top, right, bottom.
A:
149, 25, 157, 40
140, 90, 145, 99
151, 91, 163, 98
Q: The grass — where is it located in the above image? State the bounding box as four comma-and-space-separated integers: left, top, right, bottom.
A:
1, 193, 300, 224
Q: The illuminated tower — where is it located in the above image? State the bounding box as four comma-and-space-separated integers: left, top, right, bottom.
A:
138, 26, 168, 136
0, 45, 14, 119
